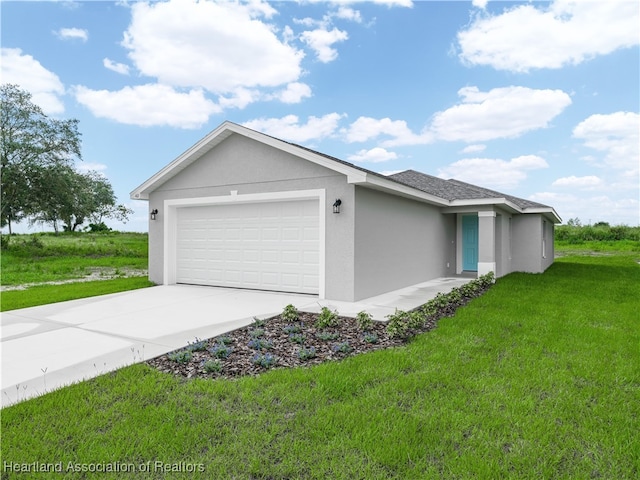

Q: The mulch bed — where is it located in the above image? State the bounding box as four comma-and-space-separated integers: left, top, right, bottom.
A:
147, 309, 444, 381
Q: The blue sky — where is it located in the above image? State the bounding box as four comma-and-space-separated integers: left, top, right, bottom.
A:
2, 0, 638, 233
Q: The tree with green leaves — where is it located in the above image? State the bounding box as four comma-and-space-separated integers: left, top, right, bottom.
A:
1, 84, 82, 233
1, 84, 132, 233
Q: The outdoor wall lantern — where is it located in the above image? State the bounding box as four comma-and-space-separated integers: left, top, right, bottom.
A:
150, 209, 158, 220
332, 199, 342, 214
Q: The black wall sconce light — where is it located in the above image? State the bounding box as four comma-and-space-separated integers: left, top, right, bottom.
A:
332, 199, 342, 214
150, 209, 158, 220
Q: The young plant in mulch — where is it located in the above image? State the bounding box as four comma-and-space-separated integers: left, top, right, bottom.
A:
315, 307, 339, 329
297, 346, 317, 361
186, 337, 208, 352
316, 330, 340, 341
332, 341, 353, 355
167, 350, 193, 364
209, 343, 234, 359
248, 338, 273, 351
281, 304, 299, 322
202, 359, 222, 374
356, 311, 373, 331
252, 353, 277, 369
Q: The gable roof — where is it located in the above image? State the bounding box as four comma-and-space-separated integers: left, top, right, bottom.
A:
131, 121, 561, 223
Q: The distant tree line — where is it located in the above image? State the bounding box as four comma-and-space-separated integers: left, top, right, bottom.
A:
1, 84, 132, 234
556, 218, 640, 243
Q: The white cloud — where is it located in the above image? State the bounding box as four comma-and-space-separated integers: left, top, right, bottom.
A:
218, 88, 261, 110
531, 192, 639, 226
460, 144, 486, 154
378, 169, 405, 176
270, 82, 312, 104
347, 147, 398, 163
344, 116, 431, 146
0, 48, 65, 114
429, 86, 571, 142
438, 155, 549, 190
472, 0, 488, 9
76, 162, 108, 173
74, 84, 220, 129
300, 27, 349, 63
573, 111, 640, 174
458, 0, 640, 72
552, 176, 603, 188
122, 0, 304, 94
243, 113, 345, 143
335, 7, 362, 23
55, 27, 88, 42
103, 58, 130, 75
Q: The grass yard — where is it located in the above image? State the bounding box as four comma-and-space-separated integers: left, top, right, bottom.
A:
1, 251, 638, 479
1, 232, 148, 286
0, 232, 152, 311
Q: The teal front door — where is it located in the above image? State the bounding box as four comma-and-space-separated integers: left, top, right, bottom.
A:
462, 215, 478, 271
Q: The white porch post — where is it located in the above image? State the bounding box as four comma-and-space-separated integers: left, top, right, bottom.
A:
478, 211, 496, 277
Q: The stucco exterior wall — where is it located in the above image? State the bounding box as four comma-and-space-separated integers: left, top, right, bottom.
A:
353, 186, 455, 300
511, 214, 549, 273
147, 133, 357, 301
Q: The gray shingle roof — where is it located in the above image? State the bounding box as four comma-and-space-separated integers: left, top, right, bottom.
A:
388, 170, 550, 209
248, 124, 552, 210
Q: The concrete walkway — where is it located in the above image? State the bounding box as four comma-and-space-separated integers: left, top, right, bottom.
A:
1, 277, 470, 407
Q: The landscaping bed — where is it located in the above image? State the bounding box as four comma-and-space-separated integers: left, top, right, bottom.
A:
148, 273, 495, 380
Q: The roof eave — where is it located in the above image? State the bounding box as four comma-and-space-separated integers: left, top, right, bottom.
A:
130, 121, 368, 200
353, 174, 450, 206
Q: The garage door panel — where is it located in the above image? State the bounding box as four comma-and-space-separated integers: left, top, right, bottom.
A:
176, 199, 319, 294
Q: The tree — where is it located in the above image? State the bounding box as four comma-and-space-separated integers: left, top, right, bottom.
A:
60, 170, 133, 232
1, 84, 82, 233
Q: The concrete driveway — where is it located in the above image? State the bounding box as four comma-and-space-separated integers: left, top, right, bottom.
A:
1, 277, 470, 407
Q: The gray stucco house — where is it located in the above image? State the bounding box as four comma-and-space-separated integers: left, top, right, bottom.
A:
131, 121, 561, 302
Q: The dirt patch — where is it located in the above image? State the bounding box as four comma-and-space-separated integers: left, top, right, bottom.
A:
0, 268, 148, 291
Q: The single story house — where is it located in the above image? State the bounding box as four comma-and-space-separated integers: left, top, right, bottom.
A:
131, 121, 561, 302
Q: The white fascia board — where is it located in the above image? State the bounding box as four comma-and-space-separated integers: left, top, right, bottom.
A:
352, 173, 450, 206
130, 123, 234, 200
524, 207, 562, 224
449, 197, 520, 212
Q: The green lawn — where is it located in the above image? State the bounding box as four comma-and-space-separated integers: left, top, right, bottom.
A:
1, 232, 148, 286
1, 232, 152, 311
0, 277, 155, 312
1, 252, 638, 479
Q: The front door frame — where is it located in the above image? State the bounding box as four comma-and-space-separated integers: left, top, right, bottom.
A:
461, 214, 479, 272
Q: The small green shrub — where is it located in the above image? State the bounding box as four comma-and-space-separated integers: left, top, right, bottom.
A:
248, 338, 273, 350
316, 331, 339, 341
209, 343, 234, 359
202, 359, 222, 373
316, 306, 339, 329
386, 310, 410, 339
252, 353, 277, 369
332, 341, 353, 354
216, 335, 233, 345
186, 337, 208, 352
407, 310, 426, 330
363, 332, 379, 344
281, 304, 299, 322
283, 324, 303, 334
167, 350, 193, 364
356, 311, 373, 331
252, 316, 266, 328
249, 328, 265, 339
297, 346, 317, 361
288, 333, 306, 344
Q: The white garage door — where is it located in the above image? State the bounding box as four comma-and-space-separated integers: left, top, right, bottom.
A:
176, 200, 319, 294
